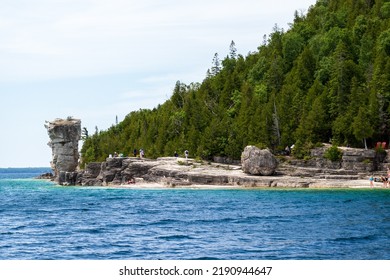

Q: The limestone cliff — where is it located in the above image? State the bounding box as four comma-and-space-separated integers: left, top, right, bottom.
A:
45, 118, 81, 182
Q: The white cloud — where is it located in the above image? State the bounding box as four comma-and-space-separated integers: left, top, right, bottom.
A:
0, 0, 316, 82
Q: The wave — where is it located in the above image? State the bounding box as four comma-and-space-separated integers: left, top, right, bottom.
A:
158, 234, 196, 241
1, 180, 389, 260
332, 234, 378, 242
190, 256, 221, 260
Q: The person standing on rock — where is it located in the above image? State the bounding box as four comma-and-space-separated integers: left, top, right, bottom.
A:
133, 149, 137, 157
185, 150, 189, 159
369, 175, 374, 188
380, 175, 387, 188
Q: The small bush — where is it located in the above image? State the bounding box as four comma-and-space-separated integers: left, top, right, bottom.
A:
303, 155, 312, 161
374, 146, 387, 163
292, 140, 314, 159
314, 142, 324, 148
194, 157, 203, 164
324, 145, 343, 162
375, 145, 386, 155
276, 156, 286, 163
251, 142, 268, 150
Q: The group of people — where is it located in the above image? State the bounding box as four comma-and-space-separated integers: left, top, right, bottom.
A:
110, 152, 124, 158
369, 168, 390, 188
174, 150, 189, 158
109, 149, 145, 159
109, 149, 189, 160
133, 149, 145, 158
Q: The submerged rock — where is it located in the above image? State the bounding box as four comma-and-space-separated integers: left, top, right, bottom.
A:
241, 146, 278, 176
36, 172, 54, 180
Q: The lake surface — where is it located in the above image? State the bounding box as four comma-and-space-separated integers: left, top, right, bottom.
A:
0, 168, 389, 260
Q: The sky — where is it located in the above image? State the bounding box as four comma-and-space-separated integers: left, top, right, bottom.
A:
0, 0, 317, 168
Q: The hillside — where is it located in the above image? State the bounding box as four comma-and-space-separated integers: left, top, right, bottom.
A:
81, 0, 390, 164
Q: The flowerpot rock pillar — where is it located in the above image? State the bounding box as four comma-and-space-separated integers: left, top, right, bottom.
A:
45, 118, 81, 183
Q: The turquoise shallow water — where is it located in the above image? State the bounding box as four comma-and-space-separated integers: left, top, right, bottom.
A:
0, 168, 389, 260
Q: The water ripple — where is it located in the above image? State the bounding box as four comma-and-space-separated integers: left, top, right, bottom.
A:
1, 172, 389, 260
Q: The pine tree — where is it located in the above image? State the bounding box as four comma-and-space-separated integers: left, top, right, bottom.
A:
211, 53, 221, 75
80, 0, 390, 164
353, 106, 373, 149
229, 40, 237, 59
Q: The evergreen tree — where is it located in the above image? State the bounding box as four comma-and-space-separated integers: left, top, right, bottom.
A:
80, 0, 390, 164
211, 53, 221, 76
229, 40, 237, 59
353, 106, 374, 149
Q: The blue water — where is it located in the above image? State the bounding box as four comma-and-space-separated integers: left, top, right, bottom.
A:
0, 168, 389, 260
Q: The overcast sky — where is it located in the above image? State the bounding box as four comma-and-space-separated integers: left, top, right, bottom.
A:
0, 0, 317, 167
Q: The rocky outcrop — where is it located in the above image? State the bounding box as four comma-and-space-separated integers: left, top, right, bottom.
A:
74, 146, 378, 188
39, 138, 388, 188
284, 145, 381, 173
45, 118, 81, 184
79, 157, 162, 186
80, 162, 103, 186
77, 157, 355, 188
241, 146, 278, 175
35, 172, 54, 180
341, 148, 376, 172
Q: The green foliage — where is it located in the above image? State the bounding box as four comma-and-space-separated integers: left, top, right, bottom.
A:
324, 145, 343, 162
375, 145, 386, 155
251, 143, 268, 150
353, 106, 374, 149
291, 140, 314, 160
363, 159, 373, 165
80, 0, 390, 165
378, 29, 390, 56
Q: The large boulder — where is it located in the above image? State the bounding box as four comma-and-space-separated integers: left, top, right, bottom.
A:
241, 146, 278, 176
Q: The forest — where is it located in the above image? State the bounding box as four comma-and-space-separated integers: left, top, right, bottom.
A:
81, 0, 390, 165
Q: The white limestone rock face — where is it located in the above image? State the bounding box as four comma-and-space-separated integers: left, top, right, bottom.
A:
241, 146, 278, 176
45, 118, 81, 179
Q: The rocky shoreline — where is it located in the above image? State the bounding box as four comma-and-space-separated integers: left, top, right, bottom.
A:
41, 118, 390, 189
46, 156, 387, 189
51, 143, 390, 189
